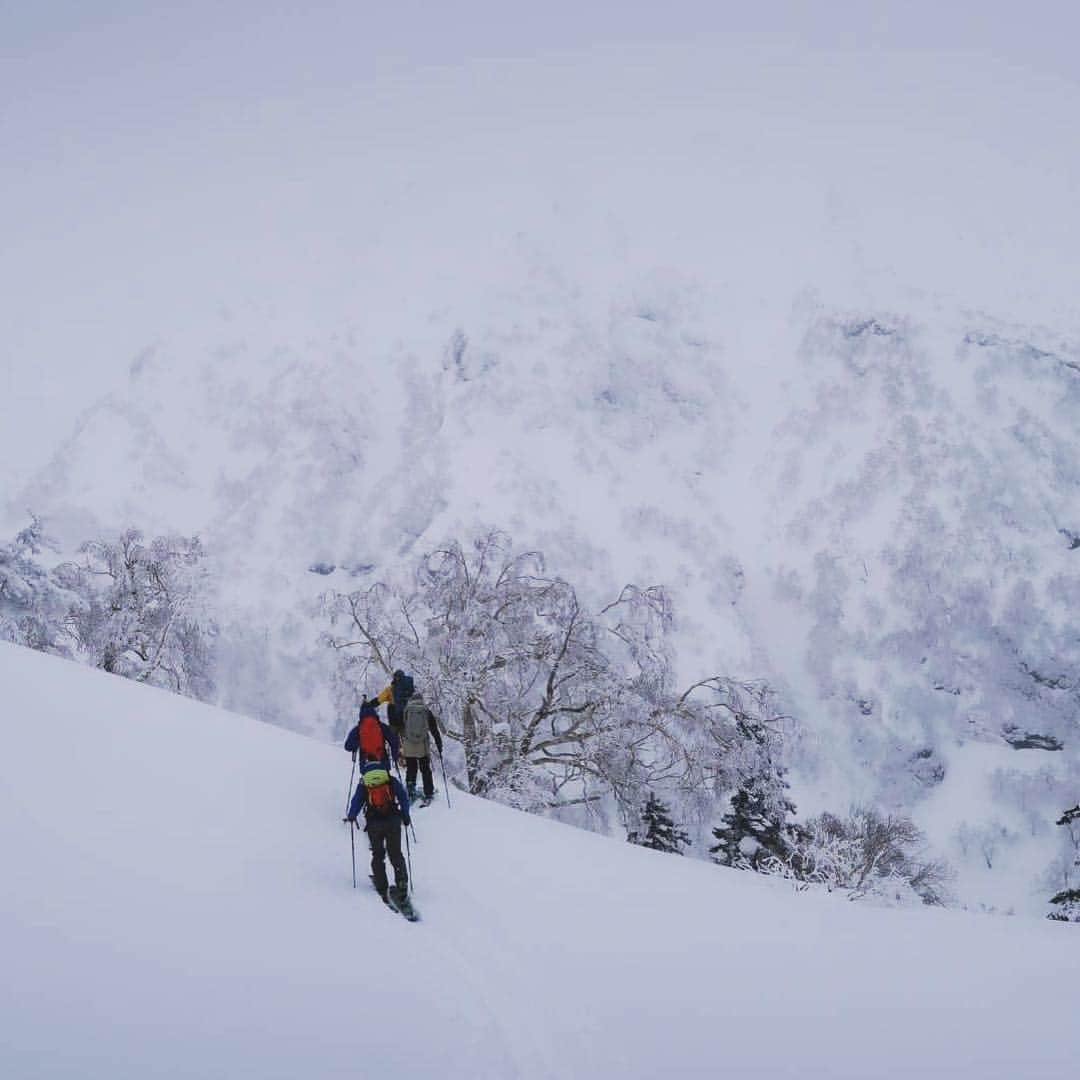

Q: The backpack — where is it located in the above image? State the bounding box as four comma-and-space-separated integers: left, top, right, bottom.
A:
391, 671, 415, 717
402, 697, 429, 756
362, 766, 395, 816
386, 702, 404, 734
358, 714, 385, 760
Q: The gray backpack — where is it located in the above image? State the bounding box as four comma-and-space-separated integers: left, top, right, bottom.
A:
402, 697, 430, 756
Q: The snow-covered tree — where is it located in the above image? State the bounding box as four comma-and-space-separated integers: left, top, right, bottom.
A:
710, 779, 798, 871
325, 531, 676, 813
1048, 803, 1080, 921
673, 677, 791, 807
57, 529, 216, 697
781, 808, 951, 906
325, 529, 785, 826
629, 792, 690, 854
0, 516, 78, 655
698, 679, 801, 871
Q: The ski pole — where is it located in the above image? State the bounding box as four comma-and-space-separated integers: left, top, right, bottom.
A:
349, 819, 357, 889
345, 751, 357, 817
394, 756, 418, 840
438, 747, 452, 809
403, 820, 414, 895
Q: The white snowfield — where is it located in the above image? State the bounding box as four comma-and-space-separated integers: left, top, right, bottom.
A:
1, 642, 1076, 1080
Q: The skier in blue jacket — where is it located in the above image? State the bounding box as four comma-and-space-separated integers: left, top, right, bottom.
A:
345, 754, 412, 905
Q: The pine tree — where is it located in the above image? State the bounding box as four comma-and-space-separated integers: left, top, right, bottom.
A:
629, 793, 690, 854
1048, 804, 1080, 921
710, 783, 798, 871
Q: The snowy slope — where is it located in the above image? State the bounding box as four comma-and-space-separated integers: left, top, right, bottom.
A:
2, 640, 1077, 1080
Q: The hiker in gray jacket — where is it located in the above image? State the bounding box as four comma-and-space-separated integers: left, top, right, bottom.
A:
400, 690, 444, 807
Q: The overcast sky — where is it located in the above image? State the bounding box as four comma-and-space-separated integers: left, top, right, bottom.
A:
3, 1, 1079, 502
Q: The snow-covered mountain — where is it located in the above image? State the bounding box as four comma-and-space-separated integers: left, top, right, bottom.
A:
11, 273, 1080, 915
2, 640, 1076, 1080
6, 24, 1080, 917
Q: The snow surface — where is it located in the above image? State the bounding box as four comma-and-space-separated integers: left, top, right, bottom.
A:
2, 641, 1077, 1080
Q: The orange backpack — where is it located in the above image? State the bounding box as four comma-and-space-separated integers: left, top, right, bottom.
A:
362, 766, 395, 815
358, 714, 385, 760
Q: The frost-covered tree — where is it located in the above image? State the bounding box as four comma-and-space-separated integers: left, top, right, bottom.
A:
57, 529, 216, 697
0, 516, 78, 655
954, 820, 1012, 870
710, 779, 798, 871
673, 677, 791, 808
324, 529, 784, 826
629, 792, 690, 854
326, 531, 686, 813
781, 808, 951, 906
699, 680, 801, 871
1048, 803, 1080, 921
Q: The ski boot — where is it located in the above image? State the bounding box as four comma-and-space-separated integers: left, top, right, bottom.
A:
389, 884, 419, 921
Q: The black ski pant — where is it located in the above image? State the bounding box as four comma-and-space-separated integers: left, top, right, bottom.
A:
404, 755, 435, 798
366, 815, 407, 895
